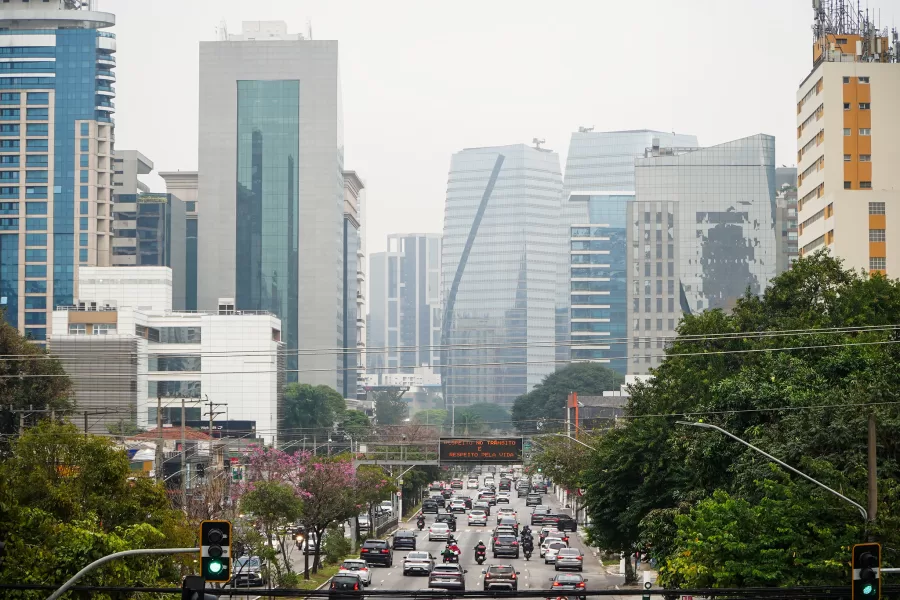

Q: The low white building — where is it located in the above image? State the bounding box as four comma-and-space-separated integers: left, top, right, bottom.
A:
50, 267, 284, 443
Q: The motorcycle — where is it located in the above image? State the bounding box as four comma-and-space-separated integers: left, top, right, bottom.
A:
416, 518, 425, 531
523, 547, 533, 560
475, 550, 486, 565
442, 552, 460, 564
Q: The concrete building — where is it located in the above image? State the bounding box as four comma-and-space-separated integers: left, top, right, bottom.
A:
159, 171, 198, 310
0, 0, 117, 342
630, 134, 778, 373
197, 21, 343, 388
367, 251, 386, 374
112, 150, 152, 195
50, 266, 284, 441
342, 171, 365, 399
369, 233, 442, 375
441, 144, 562, 407
795, 7, 899, 273
561, 130, 698, 371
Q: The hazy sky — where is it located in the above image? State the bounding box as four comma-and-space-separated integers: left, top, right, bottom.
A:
104, 0, 840, 254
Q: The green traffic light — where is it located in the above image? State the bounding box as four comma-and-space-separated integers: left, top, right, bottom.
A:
208, 560, 224, 575
863, 584, 875, 596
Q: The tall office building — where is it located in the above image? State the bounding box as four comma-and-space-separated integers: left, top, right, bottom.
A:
159, 171, 198, 309
796, 3, 899, 273
775, 167, 799, 272
631, 134, 778, 373
367, 251, 386, 374
368, 233, 441, 376
342, 171, 365, 399
441, 144, 562, 407
0, 0, 116, 342
197, 21, 344, 387
561, 130, 698, 371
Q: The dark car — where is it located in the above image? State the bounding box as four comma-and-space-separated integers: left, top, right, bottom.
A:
422, 499, 439, 514
525, 494, 542, 508
517, 484, 531, 497
483, 564, 520, 591
428, 564, 467, 590
459, 495, 473, 509
441, 489, 453, 499
360, 539, 393, 567
493, 534, 520, 558
330, 574, 364, 600
531, 506, 552, 525
540, 515, 560, 531
435, 513, 457, 532
554, 514, 578, 532
393, 530, 417, 550
498, 478, 511, 491
430, 494, 446, 507
532, 481, 548, 493
498, 517, 519, 535
549, 573, 588, 600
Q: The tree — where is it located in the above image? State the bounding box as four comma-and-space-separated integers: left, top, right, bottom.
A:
411, 409, 447, 429
0, 317, 73, 447
353, 465, 397, 536
465, 403, 513, 431
340, 409, 372, 439
455, 409, 486, 436
511, 362, 624, 433
240, 481, 303, 582
372, 390, 408, 425
282, 384, 346, 441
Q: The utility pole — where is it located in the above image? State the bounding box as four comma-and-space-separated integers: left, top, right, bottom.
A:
868, 412, 878, 523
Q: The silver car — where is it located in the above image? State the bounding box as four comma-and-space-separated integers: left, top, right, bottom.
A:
555, 547, 585, 571
231, 555, 265, 587
428, 522, 451, 541
403, 551, 436, 576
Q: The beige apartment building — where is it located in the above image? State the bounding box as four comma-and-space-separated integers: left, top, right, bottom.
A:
796, 26, 900, 274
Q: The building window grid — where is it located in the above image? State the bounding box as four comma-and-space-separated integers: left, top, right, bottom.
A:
870, 257, 886, 271
869, 229, 886, 242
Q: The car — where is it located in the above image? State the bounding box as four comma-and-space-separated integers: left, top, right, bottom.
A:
482, 564, 520, 591
546, 529, 570, 545
448, 499, 466, 514
496, 507, 517, 523
467, 478, 479, 489
441, 489, 453, 499
549, 573, 588, 600
299, 532, 321, 555
330, 573, 365, 599
493, 534, 520, 558
498, 478, 511, 491
403, 551, 436, 576
541, 515, 561, 530
379, 500, 394, 515
468, 509, 488, 526
429, 494, 446, 508
541, 540, 568, 564
554, 513, 578, 531
555, 548, 585, 571
540, 537, 565, 558
473, 501, 491, 515
531, 506, 552, 524
422, 499, 439, 514
479, 491, 497, 506
517, 485, 531, 497
360, 539, 393, 567
450, 479, 463, 489
538, 526, 556, 543
498, 517, 519, 535
428, 522, 451, 541
496, 491, 511, 504
483, 476, 495, 486
357, 514, 371, 531
525, 494, 542, 508
338, 559, 373, 586
231, 555, 265, 587
428, 564, 467, 590
435, 513, 457, 532
532, 482, 548, 493
393, 530, 417, 551
458, 495, 473, 509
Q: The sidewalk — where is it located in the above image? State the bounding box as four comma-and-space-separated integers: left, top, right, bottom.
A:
575, 528, 658, 588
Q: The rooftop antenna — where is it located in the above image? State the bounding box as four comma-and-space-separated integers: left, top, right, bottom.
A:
532, 137, 545, 150
307, 19, 313, 40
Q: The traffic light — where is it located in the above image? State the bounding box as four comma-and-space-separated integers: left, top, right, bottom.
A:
200, 520, 232, 583
182, 575, 218, 600
852, 542, 881, 600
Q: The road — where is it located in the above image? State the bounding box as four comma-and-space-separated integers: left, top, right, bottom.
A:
365, 478, 616, 595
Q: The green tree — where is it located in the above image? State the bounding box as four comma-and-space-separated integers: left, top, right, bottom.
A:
282, 383, 346, 441
372, 390, 408, 425
411, 409, 447, 429
340, 409, 372, 439
466, 403, 513, 431
240, 481, 303, 582
511, 362, 624, 433
455, 409, 486, 436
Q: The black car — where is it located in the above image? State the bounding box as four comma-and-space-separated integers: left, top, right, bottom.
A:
441, 489, 453, 499
554, 514, 577, 532
330, 574, 364, 600
392, 530, 417, 550
493, 535, 520, 558
517, 485, 531, 497
422, 499, 439, 514
531, 507, 552, 525
360, 539, 393, 567
532, 482, 548, 493
483, 564, 520, 591
430, 494, 446, 507
435, 513, 457, 532
498, 478, 511, 491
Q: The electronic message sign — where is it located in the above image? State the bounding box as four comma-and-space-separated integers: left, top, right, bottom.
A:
439, 437, 523, 463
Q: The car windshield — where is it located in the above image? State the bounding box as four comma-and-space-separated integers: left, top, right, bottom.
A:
470, 510, 485, 516
433, 566, 460, 573
559, 549, 580, 556
498, 535, 517, 542
549, 542, 566, 549
408, 552, 430, 559
363, 540, 387, 548
491, 566, 514, 574
556, 574, 584, 583
342, 561, 365, 569
235, 557, 260, 568
396, 531, 414, 537
431, 523, 448, 529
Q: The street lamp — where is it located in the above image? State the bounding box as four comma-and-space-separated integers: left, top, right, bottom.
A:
675, 420, 867, 520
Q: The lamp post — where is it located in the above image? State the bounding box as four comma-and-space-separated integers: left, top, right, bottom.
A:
676, 421, 867, 520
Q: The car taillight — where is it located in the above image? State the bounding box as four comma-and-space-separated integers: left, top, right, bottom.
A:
576, 556, 583, 561
511, 573, 517, 579
512, 541, 519, 546
360, 567, 368, 571
553, 582, 562, 587
361, 549, 368, 553
382, 549, 389, 553
576, 583, 585, 588
485, 573, 491, 579
354, 583, 359, 591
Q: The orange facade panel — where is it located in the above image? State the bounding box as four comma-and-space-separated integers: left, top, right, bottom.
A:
858, 111, 871, 128
843, 80, 857, 103
858, 136, 872, 155
858, 85, 871, 103
844, 161, 858, 183
858, 162, 872, 183
869, 214, 886, 229
870, 241, 886, 257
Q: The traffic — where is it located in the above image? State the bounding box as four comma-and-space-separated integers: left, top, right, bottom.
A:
331, 467, 599, 597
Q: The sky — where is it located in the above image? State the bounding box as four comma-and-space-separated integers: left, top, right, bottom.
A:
103, 0, 842, 254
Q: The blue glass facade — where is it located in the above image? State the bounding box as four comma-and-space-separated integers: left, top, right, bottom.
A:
0, 19, 115, 337
342, 217, 359, 398
568, 194, 629, 373
185, 217, 197, 310
235, 80, 299, 376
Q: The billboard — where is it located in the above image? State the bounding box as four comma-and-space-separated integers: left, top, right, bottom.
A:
439, 437, 523, 463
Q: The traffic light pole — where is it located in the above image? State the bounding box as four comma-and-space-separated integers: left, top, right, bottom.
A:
46, 547, 199, 600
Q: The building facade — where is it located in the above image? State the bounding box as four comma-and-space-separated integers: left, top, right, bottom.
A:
197, 21, 343, 388
795, 16, 899, 273
560, 130, 698, 371
0, 0, 117, 342
441, 144, 562, 406
159, 171, 198, 310
631, 134, 778, 373
775, 167, 799, 272
342, 171, 364, 399
50, 266, 284, 442
367, 251, 386, 374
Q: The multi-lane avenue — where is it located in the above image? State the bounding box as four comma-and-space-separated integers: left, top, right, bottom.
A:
366, 477, 615, 594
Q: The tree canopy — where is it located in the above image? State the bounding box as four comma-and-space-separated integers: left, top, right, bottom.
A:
511, 362, 624, 433
580, 252, 900, 587
282, 383, 346, 440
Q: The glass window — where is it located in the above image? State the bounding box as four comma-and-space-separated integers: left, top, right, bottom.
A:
870, 229, 885, 242
0, 92, 20, 103
148, 380, 201, 398
25, 123, 47, 136
25, 202, 46, 215
844, 154, 852, 162
80, 171, 88, 183
154, 327, 202, 343
869, 202, 885, 215
80, 201, 88, 214
859, 103, 870, 110
80, 122, 89, 136
25, 233, 45, 247
860, 181, 872, 189
79, 248, 87, 262
26, 92, 47, 105
68, 323, 87, 335
25, 154, 47, 167
668, 297, 675, 312
859, 128, 871, 136
25, 248, 45, 262
80, 217, 88, 230
843, 128, 851, 136
24, 312, 45, 325
25, 217, 46, 230
870, 257, 886, 270
80, 186, 88, 199
632, 298, 639, 312
26, 139, 47, 151
860, 155, 871, 162
644, 297, 651, 312
844, 181, 852, 189
24, 296, 45, 310
24, 264, 45, 277
25, 280, 46, 293
80, 138, 89, 152
185, 201, 196, 212
80, 154, 89, 168
92, 323, 117, 335
26, 108, 47, 120
79, 233, 87, 247
858, 76, 870, 83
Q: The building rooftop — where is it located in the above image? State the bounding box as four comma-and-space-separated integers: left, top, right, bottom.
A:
130, 426, 212, 441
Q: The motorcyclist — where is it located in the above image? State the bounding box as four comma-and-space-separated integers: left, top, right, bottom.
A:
521, 525, 532, 538
416, 513, 426, 529
442, 545, 456, 562
474, 540, 487, 555
448, 540, 462, 557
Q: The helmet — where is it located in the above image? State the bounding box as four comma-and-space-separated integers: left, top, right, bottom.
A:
479, 540, 484, 544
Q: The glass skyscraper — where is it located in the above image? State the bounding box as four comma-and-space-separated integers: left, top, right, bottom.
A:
441, 144, 562, 407
0, 2, 116, 341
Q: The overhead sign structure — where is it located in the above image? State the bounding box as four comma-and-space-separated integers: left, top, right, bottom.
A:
439, 437, 523, 463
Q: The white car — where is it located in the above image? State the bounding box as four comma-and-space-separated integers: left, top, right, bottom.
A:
428, 522, 451, 541
496, 508, 517, 523
402, 551, 435, 576
468, 510, 488, 526
449, 499, 466, 513
538, 537, 567, 558
467, 478, 479, 489
338, 559, 372, 586
379, 500, 394, 515
496, 491, 511, 504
